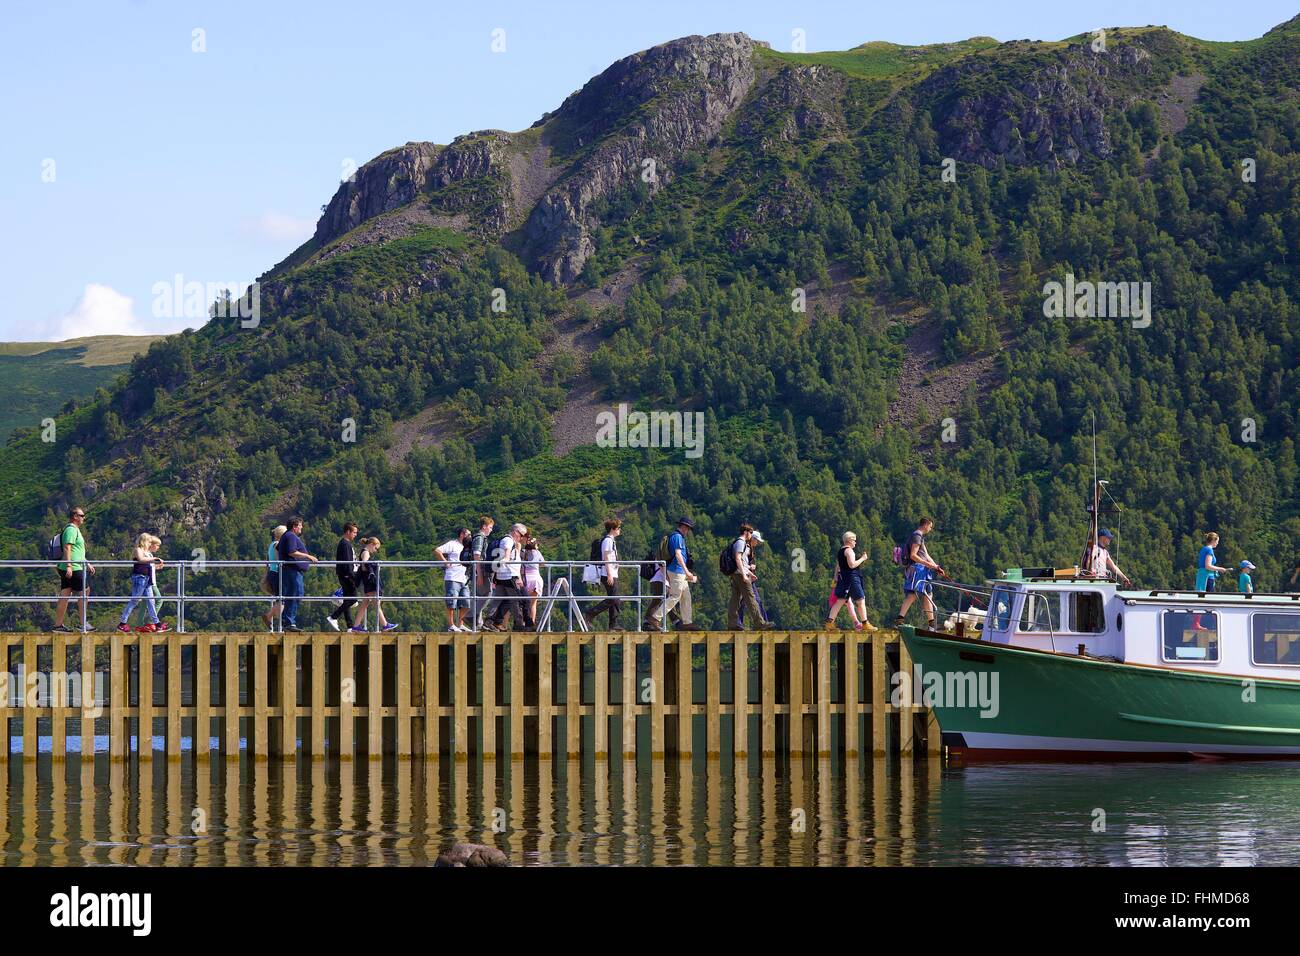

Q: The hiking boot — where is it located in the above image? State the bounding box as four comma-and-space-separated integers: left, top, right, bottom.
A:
892, 617, 906, 627
675, 622, 701, 631
480, 621, 501, 632
860, 621, 879, 632
645, 616, 662, 630
759, 621, 777, 630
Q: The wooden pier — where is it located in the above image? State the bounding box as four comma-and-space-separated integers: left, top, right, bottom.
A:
0, 630, 939, 760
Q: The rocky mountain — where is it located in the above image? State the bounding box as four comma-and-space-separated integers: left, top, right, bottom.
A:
2, 18, 1298, 630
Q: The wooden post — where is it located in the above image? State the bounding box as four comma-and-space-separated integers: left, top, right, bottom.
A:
480, 634, 495, 759
339, 633, 354, 759
844, 632, 859, 756
594, 635, 608, 759
760, 634, 775, 757
20, 639, 34, 759
52, 635, 67, 758
538, 635, 553, 758
138, 632, 153, 760
195, 635, 211, 757
871, 635, 887, 756
817, 634, 831, 757
223, 635, 239, 759
621, 633, 635, 759
280, 634, 296, 757
166, 632, 182, 758
452, 633, 467, 759
367, 634, 383, 758
565, 634, 580, 758
509, 634, 524, 759
706, 637, 720, 756
733, 634, 747, 758
650, 635, 665, 757
898, 636, 914, 756
310, 635, 326, 758
0, 640, 9, 760
110, 636, 125, 759
396, 635, 412, 758
253, 634, 268, 759
788, 635, 803, 756
676, 633, 691, 756
424, 634, 440, 759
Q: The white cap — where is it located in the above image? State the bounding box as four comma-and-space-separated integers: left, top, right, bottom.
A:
511, 523, 527, 535
750, 530, 764, 544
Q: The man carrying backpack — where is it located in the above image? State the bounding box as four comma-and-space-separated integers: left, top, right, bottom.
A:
470, 516, 496, 628
52, 506, 95, 632
584, 518, 624, 631
726, 523, 773, 630
646, 517, 699, 632
893, 517, 946, 629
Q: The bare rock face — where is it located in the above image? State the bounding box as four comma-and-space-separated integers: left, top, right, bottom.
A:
314, 142, 442, 246
312, 132, 513, 251
523, 32, 758, 284
923, 41, 1157, 170
434, 843, 509, 867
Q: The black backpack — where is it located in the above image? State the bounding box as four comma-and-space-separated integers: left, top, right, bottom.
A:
719, 539, 739, 575
589, 537, 603, 564
639, 550, 658, 580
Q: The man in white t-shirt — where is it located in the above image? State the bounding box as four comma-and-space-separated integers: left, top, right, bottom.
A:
484, 523, 530, 631
585, 518, 624, 631
727, 523, 771, 629
435, 528, 472, 632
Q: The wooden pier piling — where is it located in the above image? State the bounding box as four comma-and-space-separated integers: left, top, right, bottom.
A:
0, 631, 937, 760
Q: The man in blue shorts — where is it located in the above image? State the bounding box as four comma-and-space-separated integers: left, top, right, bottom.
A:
893, 517, 945, 629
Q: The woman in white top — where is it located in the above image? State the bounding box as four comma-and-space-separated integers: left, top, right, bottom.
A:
521, 535, 545, 625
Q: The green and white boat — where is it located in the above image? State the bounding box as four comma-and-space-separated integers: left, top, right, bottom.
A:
901, 577, 1300, 759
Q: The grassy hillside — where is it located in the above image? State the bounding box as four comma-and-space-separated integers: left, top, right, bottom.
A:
1, 20, 1298, 632
0, 336, 163, 442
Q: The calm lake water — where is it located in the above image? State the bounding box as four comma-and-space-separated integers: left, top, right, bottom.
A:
4, 753, 1300, 866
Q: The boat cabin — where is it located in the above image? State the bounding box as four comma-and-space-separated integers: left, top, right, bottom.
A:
980, 569, 1300, 681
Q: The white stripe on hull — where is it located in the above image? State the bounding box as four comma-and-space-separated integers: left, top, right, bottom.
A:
958, 731, 1300, 756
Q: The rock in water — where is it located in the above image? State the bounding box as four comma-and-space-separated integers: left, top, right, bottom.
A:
435, 843, 509, 867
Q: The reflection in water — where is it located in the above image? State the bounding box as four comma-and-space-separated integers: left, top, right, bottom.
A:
6, 754, 1300, 866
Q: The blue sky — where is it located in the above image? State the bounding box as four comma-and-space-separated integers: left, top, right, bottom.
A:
1, 0, 1294, 341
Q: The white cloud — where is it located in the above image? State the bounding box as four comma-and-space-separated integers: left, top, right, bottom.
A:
243, 211, 315, 244
28, 283, 151, 341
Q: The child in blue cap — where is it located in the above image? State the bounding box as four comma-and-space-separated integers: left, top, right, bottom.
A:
1238, 560, 1256, 594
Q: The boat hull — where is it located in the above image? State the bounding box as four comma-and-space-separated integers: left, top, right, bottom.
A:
899, 626, 1300, 760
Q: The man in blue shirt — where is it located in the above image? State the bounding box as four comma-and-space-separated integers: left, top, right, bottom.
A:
647, 517, 699, 631
276, 516, 318, 631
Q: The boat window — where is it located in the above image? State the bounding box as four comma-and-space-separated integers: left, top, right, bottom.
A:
1251, 613, 1300, 666
988, 586, 1014, 631
1018, 591, 1058, 632
1070, 592, 1106, 633
1162, 609, 1220, 664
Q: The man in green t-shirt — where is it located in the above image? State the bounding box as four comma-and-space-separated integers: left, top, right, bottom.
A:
53, 506, 96, 632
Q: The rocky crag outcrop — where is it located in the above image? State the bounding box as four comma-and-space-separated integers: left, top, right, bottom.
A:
920, 39, 1160, 169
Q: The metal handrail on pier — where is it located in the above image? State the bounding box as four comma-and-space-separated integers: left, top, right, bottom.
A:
0, 558, 670, 633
